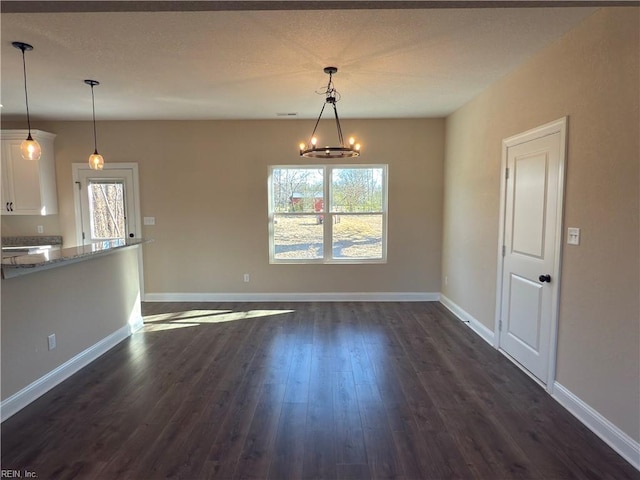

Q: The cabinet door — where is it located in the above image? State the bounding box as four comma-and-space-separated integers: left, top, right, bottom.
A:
5, 140, 44, 214
1, 142, 12, 213
0, 130, 58, 216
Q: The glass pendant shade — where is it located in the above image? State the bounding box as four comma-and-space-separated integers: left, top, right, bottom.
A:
89, 152, 104, 170
21, 135, 41, 161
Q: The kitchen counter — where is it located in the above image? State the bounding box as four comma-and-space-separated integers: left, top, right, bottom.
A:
1, 238, 144, 418
2, 238, 148, 279
2, 235, 63, 247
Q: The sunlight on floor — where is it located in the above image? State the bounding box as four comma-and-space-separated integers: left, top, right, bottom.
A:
142, 309, 295, 332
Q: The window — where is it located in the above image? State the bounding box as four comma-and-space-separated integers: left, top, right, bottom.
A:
269, 165, 388, 263
87, 181, 126, 240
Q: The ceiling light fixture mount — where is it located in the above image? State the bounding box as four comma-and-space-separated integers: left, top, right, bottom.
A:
85, 79, 104, 170
12, 41, 41, 161
299, 67, 361, 158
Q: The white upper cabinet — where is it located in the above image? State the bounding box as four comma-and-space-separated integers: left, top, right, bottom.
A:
1, 130, 58, 215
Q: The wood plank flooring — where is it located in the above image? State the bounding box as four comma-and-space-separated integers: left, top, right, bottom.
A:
2, 301, 638, 479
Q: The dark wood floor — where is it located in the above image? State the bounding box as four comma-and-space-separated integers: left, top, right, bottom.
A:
2, 302, 637, 480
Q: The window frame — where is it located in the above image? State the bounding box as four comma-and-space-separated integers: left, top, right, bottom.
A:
268, 164, 388, 264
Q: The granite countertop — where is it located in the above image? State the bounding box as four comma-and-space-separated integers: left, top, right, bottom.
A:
2, 235, 63, 247
2, 238, 148, 278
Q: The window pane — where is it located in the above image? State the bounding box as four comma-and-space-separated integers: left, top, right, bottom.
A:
332, 214, 383, 259
273, 214, 323, 260
88, 182, 125, 240
271, 168, 324, 213
331, 168, 384, 213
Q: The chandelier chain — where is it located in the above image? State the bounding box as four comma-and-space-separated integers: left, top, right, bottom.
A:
332, 103, 345, 147
308, 101, 327, 146
307, 70, 346, 148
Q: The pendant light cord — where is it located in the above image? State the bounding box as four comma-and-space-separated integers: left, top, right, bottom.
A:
19, 47, 33, 137
90, 83, 98, 154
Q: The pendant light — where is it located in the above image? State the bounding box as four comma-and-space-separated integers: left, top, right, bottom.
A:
12, 41, 41, 161
85, 79, 104, 170
299, 67, 361, 158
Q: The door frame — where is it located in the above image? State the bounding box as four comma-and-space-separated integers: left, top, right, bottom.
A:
72, 162, 144, 297
494, 117, 568, 392
72, 163, 141, 245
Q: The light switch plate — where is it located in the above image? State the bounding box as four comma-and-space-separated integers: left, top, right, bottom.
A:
567, 227, 580, 245
143, 217, 156, 226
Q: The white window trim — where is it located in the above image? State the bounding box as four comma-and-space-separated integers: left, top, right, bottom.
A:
268, 164, 388, 264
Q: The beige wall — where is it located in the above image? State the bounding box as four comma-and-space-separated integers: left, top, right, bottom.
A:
1, 214, 62, 236
1, 247, 141, 400
3, 118, 444, 295
442, 7, 639, 441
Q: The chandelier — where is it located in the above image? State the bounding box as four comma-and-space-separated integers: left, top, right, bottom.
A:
299, 67, 361, 158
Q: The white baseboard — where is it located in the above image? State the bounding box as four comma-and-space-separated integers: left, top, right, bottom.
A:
439, 295, 639, 471
439, 294, 495, 345
1, 324, 131, 422
129, 317, 144, 333
144, 292, 440, 302
128, 300, 144, 333
552, 382, 640, 470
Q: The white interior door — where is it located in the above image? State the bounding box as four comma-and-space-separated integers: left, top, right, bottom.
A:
73, 164, 141, 245
498, 119, 566, 385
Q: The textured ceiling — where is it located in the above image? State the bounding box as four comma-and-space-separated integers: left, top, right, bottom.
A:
0, 2, 599, 121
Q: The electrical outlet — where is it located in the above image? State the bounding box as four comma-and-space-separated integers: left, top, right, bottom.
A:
143, 217, 156, 226
243, 273, 250, 283
37, 225, 44, 233
48, 334, 56, 350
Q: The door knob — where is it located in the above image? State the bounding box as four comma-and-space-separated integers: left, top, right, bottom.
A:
539, 274, 551, 283
129, 233, 134, 238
